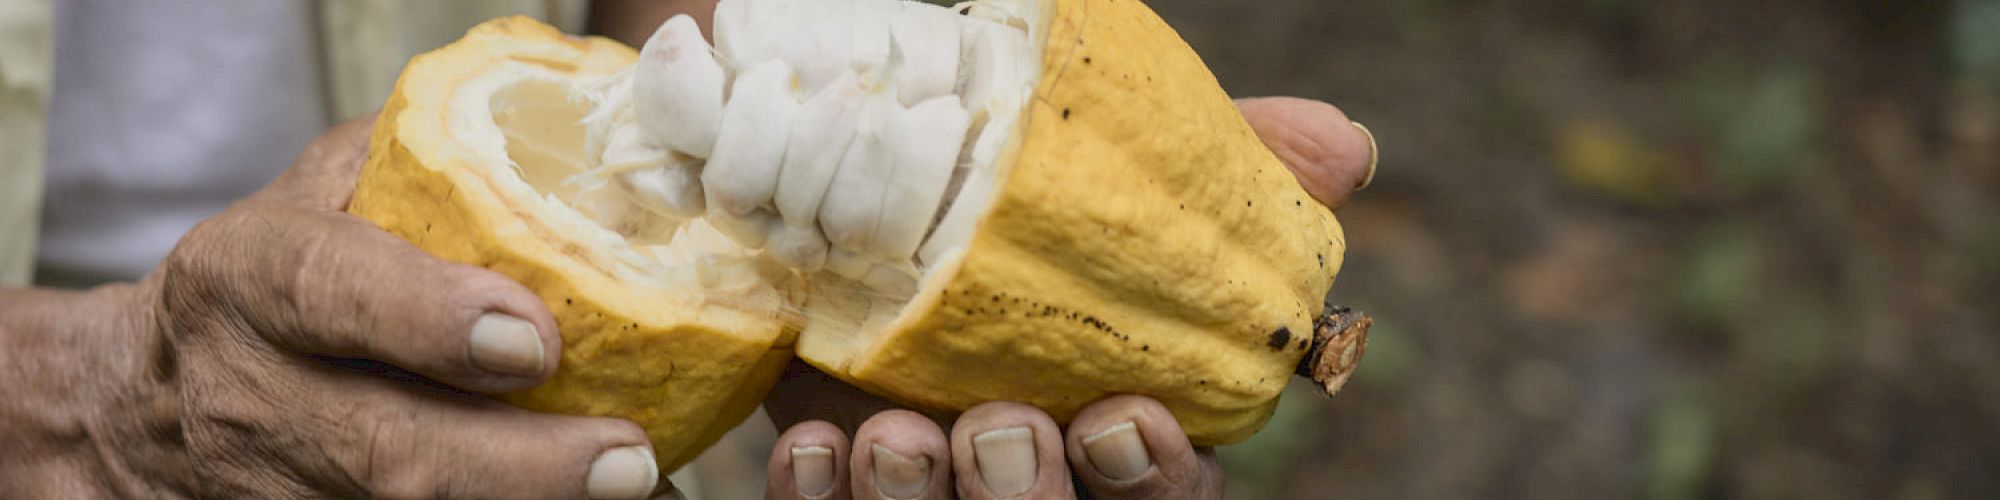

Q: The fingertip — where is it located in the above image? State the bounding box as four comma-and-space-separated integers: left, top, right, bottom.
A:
1067, 396, 1173, 482
853, 410, 949, 453
437, 263, 563, 392
467, 266, 564, 376
770, 420, 852, 500
487, 414, 656, 500
1235, 96, 1376, 210
1067, 396, 1219, 498
950, 402, 1071, 499
852, 410, 949, 499
1350, 120, 1380, 191
469, 313, 545, 377
1069, 395, 1185, 447
587, 445, 660, 500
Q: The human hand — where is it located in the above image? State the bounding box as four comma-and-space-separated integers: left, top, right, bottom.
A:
758, 97, 1378, 500
0, 116, 670, 499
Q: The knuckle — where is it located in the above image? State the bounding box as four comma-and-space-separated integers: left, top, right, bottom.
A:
285, 223, 345, 309
161, 215, 232, 293
299, 127, 363, 170
346, 401, 444, 500
157, 213, 259, 331
283, 221, 381, 352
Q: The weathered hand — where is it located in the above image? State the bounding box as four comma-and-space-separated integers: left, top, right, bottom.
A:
0, 116, 667, 499
758, 97, 1377, 500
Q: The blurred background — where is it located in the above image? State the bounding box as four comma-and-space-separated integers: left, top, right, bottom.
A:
688, 1, 2000, 498
1170, 0, 2000, 497
4, 0, 1995, 498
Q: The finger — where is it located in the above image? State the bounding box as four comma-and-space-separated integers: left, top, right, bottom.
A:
949, 402, 1075, 500
255, 113, 380, 211
1065, 396, 1224, 499
1235, 97, 1378, 210
313, 373, 661, 500
850, 410, 951, 500
167, 204, 560, 394
767, 420, 853, 500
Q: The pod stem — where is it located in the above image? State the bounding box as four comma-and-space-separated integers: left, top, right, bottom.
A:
1294, 306, 1371, 398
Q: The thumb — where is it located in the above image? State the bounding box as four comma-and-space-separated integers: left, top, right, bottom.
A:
1235, 97, 1378, 210
163, 202, 561, 394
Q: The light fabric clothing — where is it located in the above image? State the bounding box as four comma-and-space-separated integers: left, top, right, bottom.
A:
319, 0, 588, 121
0, 0, 50, 286
36, 0, 329, 284
19, 0, 583, 286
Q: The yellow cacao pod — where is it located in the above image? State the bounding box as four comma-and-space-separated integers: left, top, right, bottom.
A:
348, 0, 1350, 471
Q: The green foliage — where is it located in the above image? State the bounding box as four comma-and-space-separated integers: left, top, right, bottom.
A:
1354, 319, 1413, 386
1647, 381, 1718, 500
1673, 61, 1821, 194
1675, 222, 1763, 327
1954, 0, 2000, 78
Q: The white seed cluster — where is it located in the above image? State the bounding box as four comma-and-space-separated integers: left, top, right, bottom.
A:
575, 0, 1038, 294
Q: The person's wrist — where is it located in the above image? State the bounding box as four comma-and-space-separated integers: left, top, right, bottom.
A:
0, 277, 193, 497
114, 274, 198, 497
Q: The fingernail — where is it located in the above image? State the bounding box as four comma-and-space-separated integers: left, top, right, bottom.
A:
872, 444, 931, 499
469, 313, 544, 375
791, 446, 835, 498
973, 426, 1037, 497
587, 446, 658, 500
1082, 421, 1152, 481
1351, 121, 1379, 190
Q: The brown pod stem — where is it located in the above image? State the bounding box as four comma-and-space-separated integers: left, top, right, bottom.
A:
1295, 306, 1371, 397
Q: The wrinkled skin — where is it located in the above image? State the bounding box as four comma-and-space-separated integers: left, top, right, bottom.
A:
2, 116, 660, 499
0, 54, 1370, 500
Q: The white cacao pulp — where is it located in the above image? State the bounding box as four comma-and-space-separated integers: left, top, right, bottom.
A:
572, 0, 1041, 300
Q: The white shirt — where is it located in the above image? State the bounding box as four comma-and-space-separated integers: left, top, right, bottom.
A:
23, 0, 585, 285
36, 0, 328, 284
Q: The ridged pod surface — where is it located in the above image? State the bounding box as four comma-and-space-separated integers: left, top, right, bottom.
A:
800, 0, 1344, 445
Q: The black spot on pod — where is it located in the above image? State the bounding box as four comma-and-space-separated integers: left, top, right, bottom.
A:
1083, 56, 1093, 64
1062, 108, 1072, 120
1267, 327, 1292, 350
